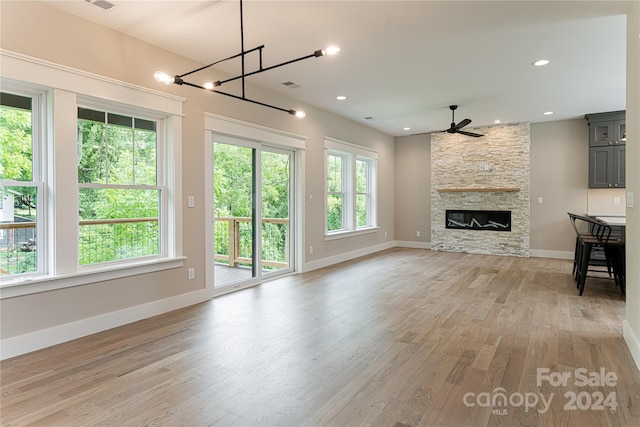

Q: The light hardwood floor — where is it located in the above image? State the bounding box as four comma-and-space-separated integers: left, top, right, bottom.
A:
2, 248, 639, 426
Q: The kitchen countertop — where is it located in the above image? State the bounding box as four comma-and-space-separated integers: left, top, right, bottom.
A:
595, 216, 627, 226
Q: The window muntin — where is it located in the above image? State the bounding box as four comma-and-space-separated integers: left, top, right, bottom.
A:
0, 91, 43, 277
77, 107, 162, 266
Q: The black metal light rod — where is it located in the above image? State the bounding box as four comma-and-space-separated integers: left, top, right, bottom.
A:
217, 52, 318, 86
240, 0, 246, 98
181, 80, 292, 114
177, 45, 265, 79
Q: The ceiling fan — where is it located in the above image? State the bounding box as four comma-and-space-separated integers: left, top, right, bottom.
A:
440, 105, 483, 137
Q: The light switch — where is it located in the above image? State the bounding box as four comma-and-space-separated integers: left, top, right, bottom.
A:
627, 192, 634, 208
537, 197, 543, 204
187, 196, 195, 208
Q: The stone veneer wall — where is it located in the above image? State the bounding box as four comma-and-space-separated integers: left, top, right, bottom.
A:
431, 122, 530, 257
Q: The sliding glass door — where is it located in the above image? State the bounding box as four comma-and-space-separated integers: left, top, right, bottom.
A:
212, 136, 293, 290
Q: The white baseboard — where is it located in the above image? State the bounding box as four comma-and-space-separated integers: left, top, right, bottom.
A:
624, 320, 640, 372
529, 249, 574, 260
1, 288, 212, 360
302, 241, 397, 273
395, 240, 431, 249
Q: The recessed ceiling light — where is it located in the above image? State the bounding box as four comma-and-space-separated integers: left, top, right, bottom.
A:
494, 120, 501, 124
404, 127, 411, 131
533, 59, 550, 66
336, 95, 347, 101
544, 111, 554, 115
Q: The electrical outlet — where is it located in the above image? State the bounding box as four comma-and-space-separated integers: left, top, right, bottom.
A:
537, 197, 543, 204
614, 197, 620, 205
416, 231, 421, 237
309, 245, 314, 254
384, 231, 388, 238
188, 268, 195, 280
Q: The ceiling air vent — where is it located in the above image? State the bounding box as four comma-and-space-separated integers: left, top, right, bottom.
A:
282, 82, 301, 89
84, 0, 115, 11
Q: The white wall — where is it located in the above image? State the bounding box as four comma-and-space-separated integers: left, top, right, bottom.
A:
0, 1, 395, 358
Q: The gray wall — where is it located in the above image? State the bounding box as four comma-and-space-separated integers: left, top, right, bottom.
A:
395, 119, 592, 255
394, 134, 431, 243
624, 0, 640, 368
530, 119, 589, 253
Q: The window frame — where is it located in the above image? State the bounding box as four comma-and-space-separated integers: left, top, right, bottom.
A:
326, 151, 349, 232
0, 84, 48, 278
355, 156, 375, 229
76, 102, 167, 268
324, 137, 378, 240
0, 51, 185, 299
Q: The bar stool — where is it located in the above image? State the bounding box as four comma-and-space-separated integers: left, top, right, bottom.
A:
568, 213, 625, 296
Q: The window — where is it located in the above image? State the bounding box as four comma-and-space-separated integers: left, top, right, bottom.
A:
0, 52, 183, 297
326, 152, 345, 232
356, 157, 374, 228
77, 107, 162, 266
0, 90, 44, 277
325, 138, 377, 236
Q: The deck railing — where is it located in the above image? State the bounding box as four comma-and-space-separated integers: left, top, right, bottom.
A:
1, 216, 289, 275
0, 221, 36, 275
214, 216, 289, 269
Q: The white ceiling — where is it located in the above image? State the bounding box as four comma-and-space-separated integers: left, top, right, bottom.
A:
42, 0, 630, 136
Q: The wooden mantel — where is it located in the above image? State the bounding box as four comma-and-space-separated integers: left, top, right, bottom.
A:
437, 187, 520, 193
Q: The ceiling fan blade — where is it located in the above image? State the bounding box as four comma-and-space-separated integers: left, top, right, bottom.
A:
457, 130, 484, 138
455, 118, 472, 129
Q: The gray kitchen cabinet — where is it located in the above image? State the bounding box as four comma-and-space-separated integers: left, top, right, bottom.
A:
589, 145, 625, 188
585, 111, 625, 188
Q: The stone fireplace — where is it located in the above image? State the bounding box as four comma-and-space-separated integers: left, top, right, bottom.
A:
431, 122, 530, 257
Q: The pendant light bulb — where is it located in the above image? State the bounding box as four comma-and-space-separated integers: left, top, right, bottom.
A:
323, 45, 341, 56
154, 71, 174, 85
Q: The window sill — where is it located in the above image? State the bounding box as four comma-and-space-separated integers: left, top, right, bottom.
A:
324, 226, 380, 241
0, 256, 186, 299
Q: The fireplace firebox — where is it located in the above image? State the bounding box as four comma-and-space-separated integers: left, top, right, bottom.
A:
446, 210, 511, 231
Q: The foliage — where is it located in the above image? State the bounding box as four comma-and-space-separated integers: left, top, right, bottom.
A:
213, 143, 291, 267
77, 115, 159, 265
0, 105, 37, 216
326, 153, 343, 231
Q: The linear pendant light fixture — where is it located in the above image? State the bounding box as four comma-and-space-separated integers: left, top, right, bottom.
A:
154, 0, 340, 118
